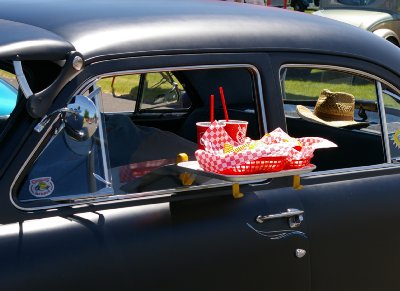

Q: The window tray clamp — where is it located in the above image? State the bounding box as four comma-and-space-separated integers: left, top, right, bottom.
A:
232, 183, 244, 199
177, 153, 195, 186
293, 175, 303, 190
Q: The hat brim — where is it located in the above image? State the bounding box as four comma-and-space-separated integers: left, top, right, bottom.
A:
296, 105, 369, 129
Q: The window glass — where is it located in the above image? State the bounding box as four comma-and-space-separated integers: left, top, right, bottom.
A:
17, 91, 112, 204
282, 67, 384, 171
98, 75, 140, 113
336, 0, 376, 6
15, 67, 260, 205
97, 72, 190, 113
381, 86, 400, 161
322, 0, 395, 10
141, 72, 189, 110
98, 67, 259, 195
0, 68, 18, 134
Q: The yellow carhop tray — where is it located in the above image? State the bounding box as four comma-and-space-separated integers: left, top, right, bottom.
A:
177, 161, 316, 198
178, 161, 316, 182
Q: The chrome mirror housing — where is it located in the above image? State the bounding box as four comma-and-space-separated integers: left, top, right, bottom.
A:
64, 95, 98, 141
34, 94, 99, 141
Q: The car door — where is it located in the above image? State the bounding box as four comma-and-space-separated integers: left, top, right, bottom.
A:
84, 55, 312, 290
1, 53, 312, 290
277, 59, 400, 291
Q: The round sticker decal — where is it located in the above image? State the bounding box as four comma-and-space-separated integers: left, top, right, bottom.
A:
29, 177, 55, 198
393, 129, 400, 149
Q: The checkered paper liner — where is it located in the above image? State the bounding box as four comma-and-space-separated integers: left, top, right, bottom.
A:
196, 124, 337, 174
201, 120, 236, 154
260, 129, 337, 161
287, 137, 337, 161
297, 137, 337, 149
260, 127, 302, 150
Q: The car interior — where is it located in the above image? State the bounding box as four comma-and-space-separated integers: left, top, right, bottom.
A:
101, 67, 262, 194
282, 67, 388, 171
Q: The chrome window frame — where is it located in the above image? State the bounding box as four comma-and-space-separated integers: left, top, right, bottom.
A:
279, 64, 400, 173
11, 64, 266, 211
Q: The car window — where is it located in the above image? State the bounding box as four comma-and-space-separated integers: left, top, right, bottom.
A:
321, 0, 396, 9
141, 72, 189, 110
381, 86, 400, 162
98, 75, 139, 113
336, 0, 376, 6
99, 67, 259, 195
15, 66, 260, 206
98, 71, 189, 114
281, 67, 385, 171
0, 67, 18, 135
16, 92, 112, 204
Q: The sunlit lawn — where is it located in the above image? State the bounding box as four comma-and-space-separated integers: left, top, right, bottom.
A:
97, 73, 183, 104
285, 80, 376, 101
285, 69, 376, 100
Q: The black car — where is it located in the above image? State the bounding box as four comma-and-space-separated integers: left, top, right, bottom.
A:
1, 0, 400, 290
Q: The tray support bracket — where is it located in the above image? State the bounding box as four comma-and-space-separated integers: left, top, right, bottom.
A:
293, 175, 303, 190
232, 183, 244, 199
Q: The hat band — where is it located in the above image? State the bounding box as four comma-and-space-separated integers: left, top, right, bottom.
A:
315, 110, 354, 122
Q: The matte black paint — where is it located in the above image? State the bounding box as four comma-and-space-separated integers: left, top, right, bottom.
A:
1, 0, 400, 290
0, 0, 399, 69
0, 19, 73, 60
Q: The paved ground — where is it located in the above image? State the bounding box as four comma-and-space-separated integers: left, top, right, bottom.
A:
101, 92, 137, 113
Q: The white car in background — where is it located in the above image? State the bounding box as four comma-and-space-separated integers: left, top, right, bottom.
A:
314, 0, 400, 45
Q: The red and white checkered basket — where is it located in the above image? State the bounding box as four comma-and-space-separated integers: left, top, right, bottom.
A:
284, 137, 337, 169
195, 145, 294, 174
195, 122, 337, 175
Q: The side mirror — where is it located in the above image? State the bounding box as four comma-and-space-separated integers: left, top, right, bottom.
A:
34, 94, 99, 141
64, 95, 99, 141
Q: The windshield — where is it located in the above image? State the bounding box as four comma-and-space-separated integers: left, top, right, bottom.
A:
337, 0, 376, 6
320, 0, 398, 10
0, 66, 18, 135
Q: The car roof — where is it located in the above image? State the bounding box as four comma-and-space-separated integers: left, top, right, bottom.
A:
0, 0, 399, 72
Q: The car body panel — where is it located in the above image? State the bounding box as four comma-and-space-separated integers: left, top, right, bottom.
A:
0, 0, 399, 67
313, 9, 393, 30
300, 170, 400, 290
315, 0, 400, 44
0, 0, 400, 290
0, 19, 73, 60
0, 187, 311, 290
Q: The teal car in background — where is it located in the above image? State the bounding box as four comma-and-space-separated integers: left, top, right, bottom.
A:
0, 78, 17, 117
314, 0, 400, 46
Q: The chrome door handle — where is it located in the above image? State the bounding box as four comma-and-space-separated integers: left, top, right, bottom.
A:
256, 208, 304, 228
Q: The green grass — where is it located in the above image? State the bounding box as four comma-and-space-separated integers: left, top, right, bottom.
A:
284, 69, 377, 101
285, 80, 377, 101
97, 73, 183, 103
0, 69, 17, 86
0, 70, 15, 79
285, 69, 400, 108
97, 75, 140, 99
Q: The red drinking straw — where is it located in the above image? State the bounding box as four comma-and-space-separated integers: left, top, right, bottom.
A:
219, 86, 229, 121
210, 94, 215, 122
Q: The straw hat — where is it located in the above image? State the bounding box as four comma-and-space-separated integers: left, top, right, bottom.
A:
296, 89, 369, 128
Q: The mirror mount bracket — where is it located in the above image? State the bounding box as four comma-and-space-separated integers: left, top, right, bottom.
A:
13, 51, 84, 119
33, 107, 75, 133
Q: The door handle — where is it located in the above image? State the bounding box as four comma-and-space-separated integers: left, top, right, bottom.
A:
256, 208, 304, 228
